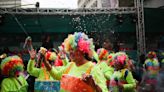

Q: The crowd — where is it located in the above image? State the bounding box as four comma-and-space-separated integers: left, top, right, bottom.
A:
0, 32, 163, 92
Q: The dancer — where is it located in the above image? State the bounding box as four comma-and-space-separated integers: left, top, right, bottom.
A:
1, 56, 28, 92
109, 52, 136, 92
27, 47, 57, 80
43, 32, 108, 92
96, 48, 114, 79
140, 51, 159, 92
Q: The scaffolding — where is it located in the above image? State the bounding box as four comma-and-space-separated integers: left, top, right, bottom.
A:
135, 0, 146, 57
0, 0, 146, 57
0, 7, 136, 15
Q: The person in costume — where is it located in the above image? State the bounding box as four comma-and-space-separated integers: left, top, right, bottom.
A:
96, 48, 114, 90
114, 52, 134, 70
143, 51, 159, 76
42, 32, 108, 92
96, 48, 114, 76
97, 48, 109, 63
42, 34, 53, 50
109, 52, 136, 92
140, 51, 159, 92
1, 55, 28, 92
97, 48, 115, 66
27, 47, 57, 80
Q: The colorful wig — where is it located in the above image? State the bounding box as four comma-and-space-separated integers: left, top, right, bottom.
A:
147, 51, 156, 59
1, 55, 24, 77
97, 48, 109, 61
63, 32, 95, 54
113, 52, 129, 67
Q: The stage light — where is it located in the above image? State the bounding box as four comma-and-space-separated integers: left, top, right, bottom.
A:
0, 15, 4, 25
116, 14, 123, 24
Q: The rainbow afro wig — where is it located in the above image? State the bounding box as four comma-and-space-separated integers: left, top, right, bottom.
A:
1, 55, 24, 77
97, 48, 109, 61
63, 32, 95, 54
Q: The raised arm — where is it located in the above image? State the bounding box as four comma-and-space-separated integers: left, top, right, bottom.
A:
41, 51, 66, 80
27, 49, 40, 77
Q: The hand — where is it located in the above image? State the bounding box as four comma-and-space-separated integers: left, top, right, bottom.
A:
26, 37, 32, 46
28, 49, 36, 60
82, 74, 102, 92
40, 52, 52, 71
82, 74, 95, 87
24, 36, 32, 49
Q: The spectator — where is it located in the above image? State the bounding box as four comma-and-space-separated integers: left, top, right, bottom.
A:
42, 35, 53, 50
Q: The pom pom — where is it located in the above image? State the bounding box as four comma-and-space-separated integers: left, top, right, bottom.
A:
97, 48, 108, 60
45, 51, 57, 62
107, 53, 115, 65
78, 38, 90, 54
39, 47, 47, 55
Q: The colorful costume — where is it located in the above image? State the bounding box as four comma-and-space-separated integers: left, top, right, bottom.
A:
1, 56, 28, 92
96, 48, 114, 89
109, 52, 136, 92
143, 51, 159, 86
49, 32, 108, 92
27, 51, 57, 80
28, 50, 61, 92
96, 61, 114, 80
110, 69, 136, 92
27, 59, 54, 80
50, 61, 108, 92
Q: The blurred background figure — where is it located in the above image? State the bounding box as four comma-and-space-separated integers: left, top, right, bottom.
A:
3, 47, 11, 56
109, 52, 136, 92
113, 41, 120, 53
139, 51, 159, 92
103, 39, 113, 52
42, 34, 53, 50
